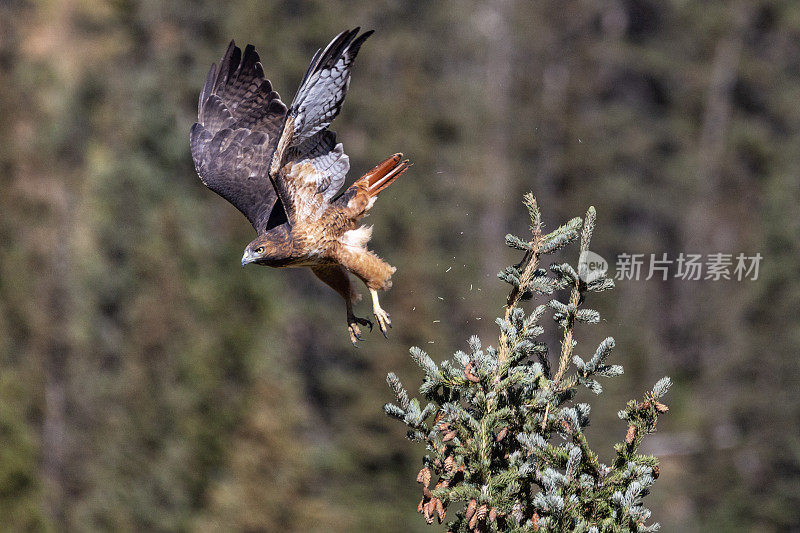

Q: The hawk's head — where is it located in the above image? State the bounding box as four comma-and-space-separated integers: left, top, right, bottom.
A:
241, 224, 294, 267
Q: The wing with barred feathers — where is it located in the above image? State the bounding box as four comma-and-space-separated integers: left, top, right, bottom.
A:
269, 28, 372, 223
190, 41, 288, 232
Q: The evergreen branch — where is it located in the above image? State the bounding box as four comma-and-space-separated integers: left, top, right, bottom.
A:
552, 283, 581, 384
385, 195, 671, 532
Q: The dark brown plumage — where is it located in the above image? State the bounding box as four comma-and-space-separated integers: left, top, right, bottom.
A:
190, 28, 409, 344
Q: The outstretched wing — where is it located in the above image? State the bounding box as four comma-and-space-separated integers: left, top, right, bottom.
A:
190, 41, 289, 231
269, 28, 373, 223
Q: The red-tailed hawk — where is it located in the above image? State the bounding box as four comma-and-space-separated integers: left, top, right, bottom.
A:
190, 28, 409, 344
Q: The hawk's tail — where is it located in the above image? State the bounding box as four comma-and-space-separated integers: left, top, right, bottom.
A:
359, 153, 411, 198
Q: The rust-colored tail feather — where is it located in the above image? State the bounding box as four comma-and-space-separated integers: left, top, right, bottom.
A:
360, 153, 411, 197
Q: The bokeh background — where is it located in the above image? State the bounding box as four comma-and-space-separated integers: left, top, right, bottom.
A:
1, 0, 799, 531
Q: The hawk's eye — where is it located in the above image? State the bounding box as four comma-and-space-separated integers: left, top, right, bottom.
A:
255, 246, 265, 254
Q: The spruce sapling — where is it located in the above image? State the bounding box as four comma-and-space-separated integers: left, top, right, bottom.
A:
385, 194, 670, 532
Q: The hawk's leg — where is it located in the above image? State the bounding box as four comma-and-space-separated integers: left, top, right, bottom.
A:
332, 246, 396, 338
311, 265, 372, 345
347, 303, 373, 345
370, 288, 392, 338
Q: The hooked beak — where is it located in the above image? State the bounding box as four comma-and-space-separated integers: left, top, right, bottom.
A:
241, 250, 255, 267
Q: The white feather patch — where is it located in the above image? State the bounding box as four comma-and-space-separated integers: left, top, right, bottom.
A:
342, 225, 373, 249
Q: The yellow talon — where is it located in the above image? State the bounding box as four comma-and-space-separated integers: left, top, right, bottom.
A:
370, 289, 392, 338
348, 313, 372, 345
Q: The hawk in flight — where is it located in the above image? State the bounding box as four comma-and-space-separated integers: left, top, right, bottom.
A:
190, 28, 409, 344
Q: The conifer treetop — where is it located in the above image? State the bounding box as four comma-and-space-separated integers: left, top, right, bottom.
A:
385, 194, 670, 532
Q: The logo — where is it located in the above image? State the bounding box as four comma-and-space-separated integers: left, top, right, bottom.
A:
578, 251, 608, 283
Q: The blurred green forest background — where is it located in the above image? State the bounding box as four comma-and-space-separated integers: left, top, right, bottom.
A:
1, 0, 798, 531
